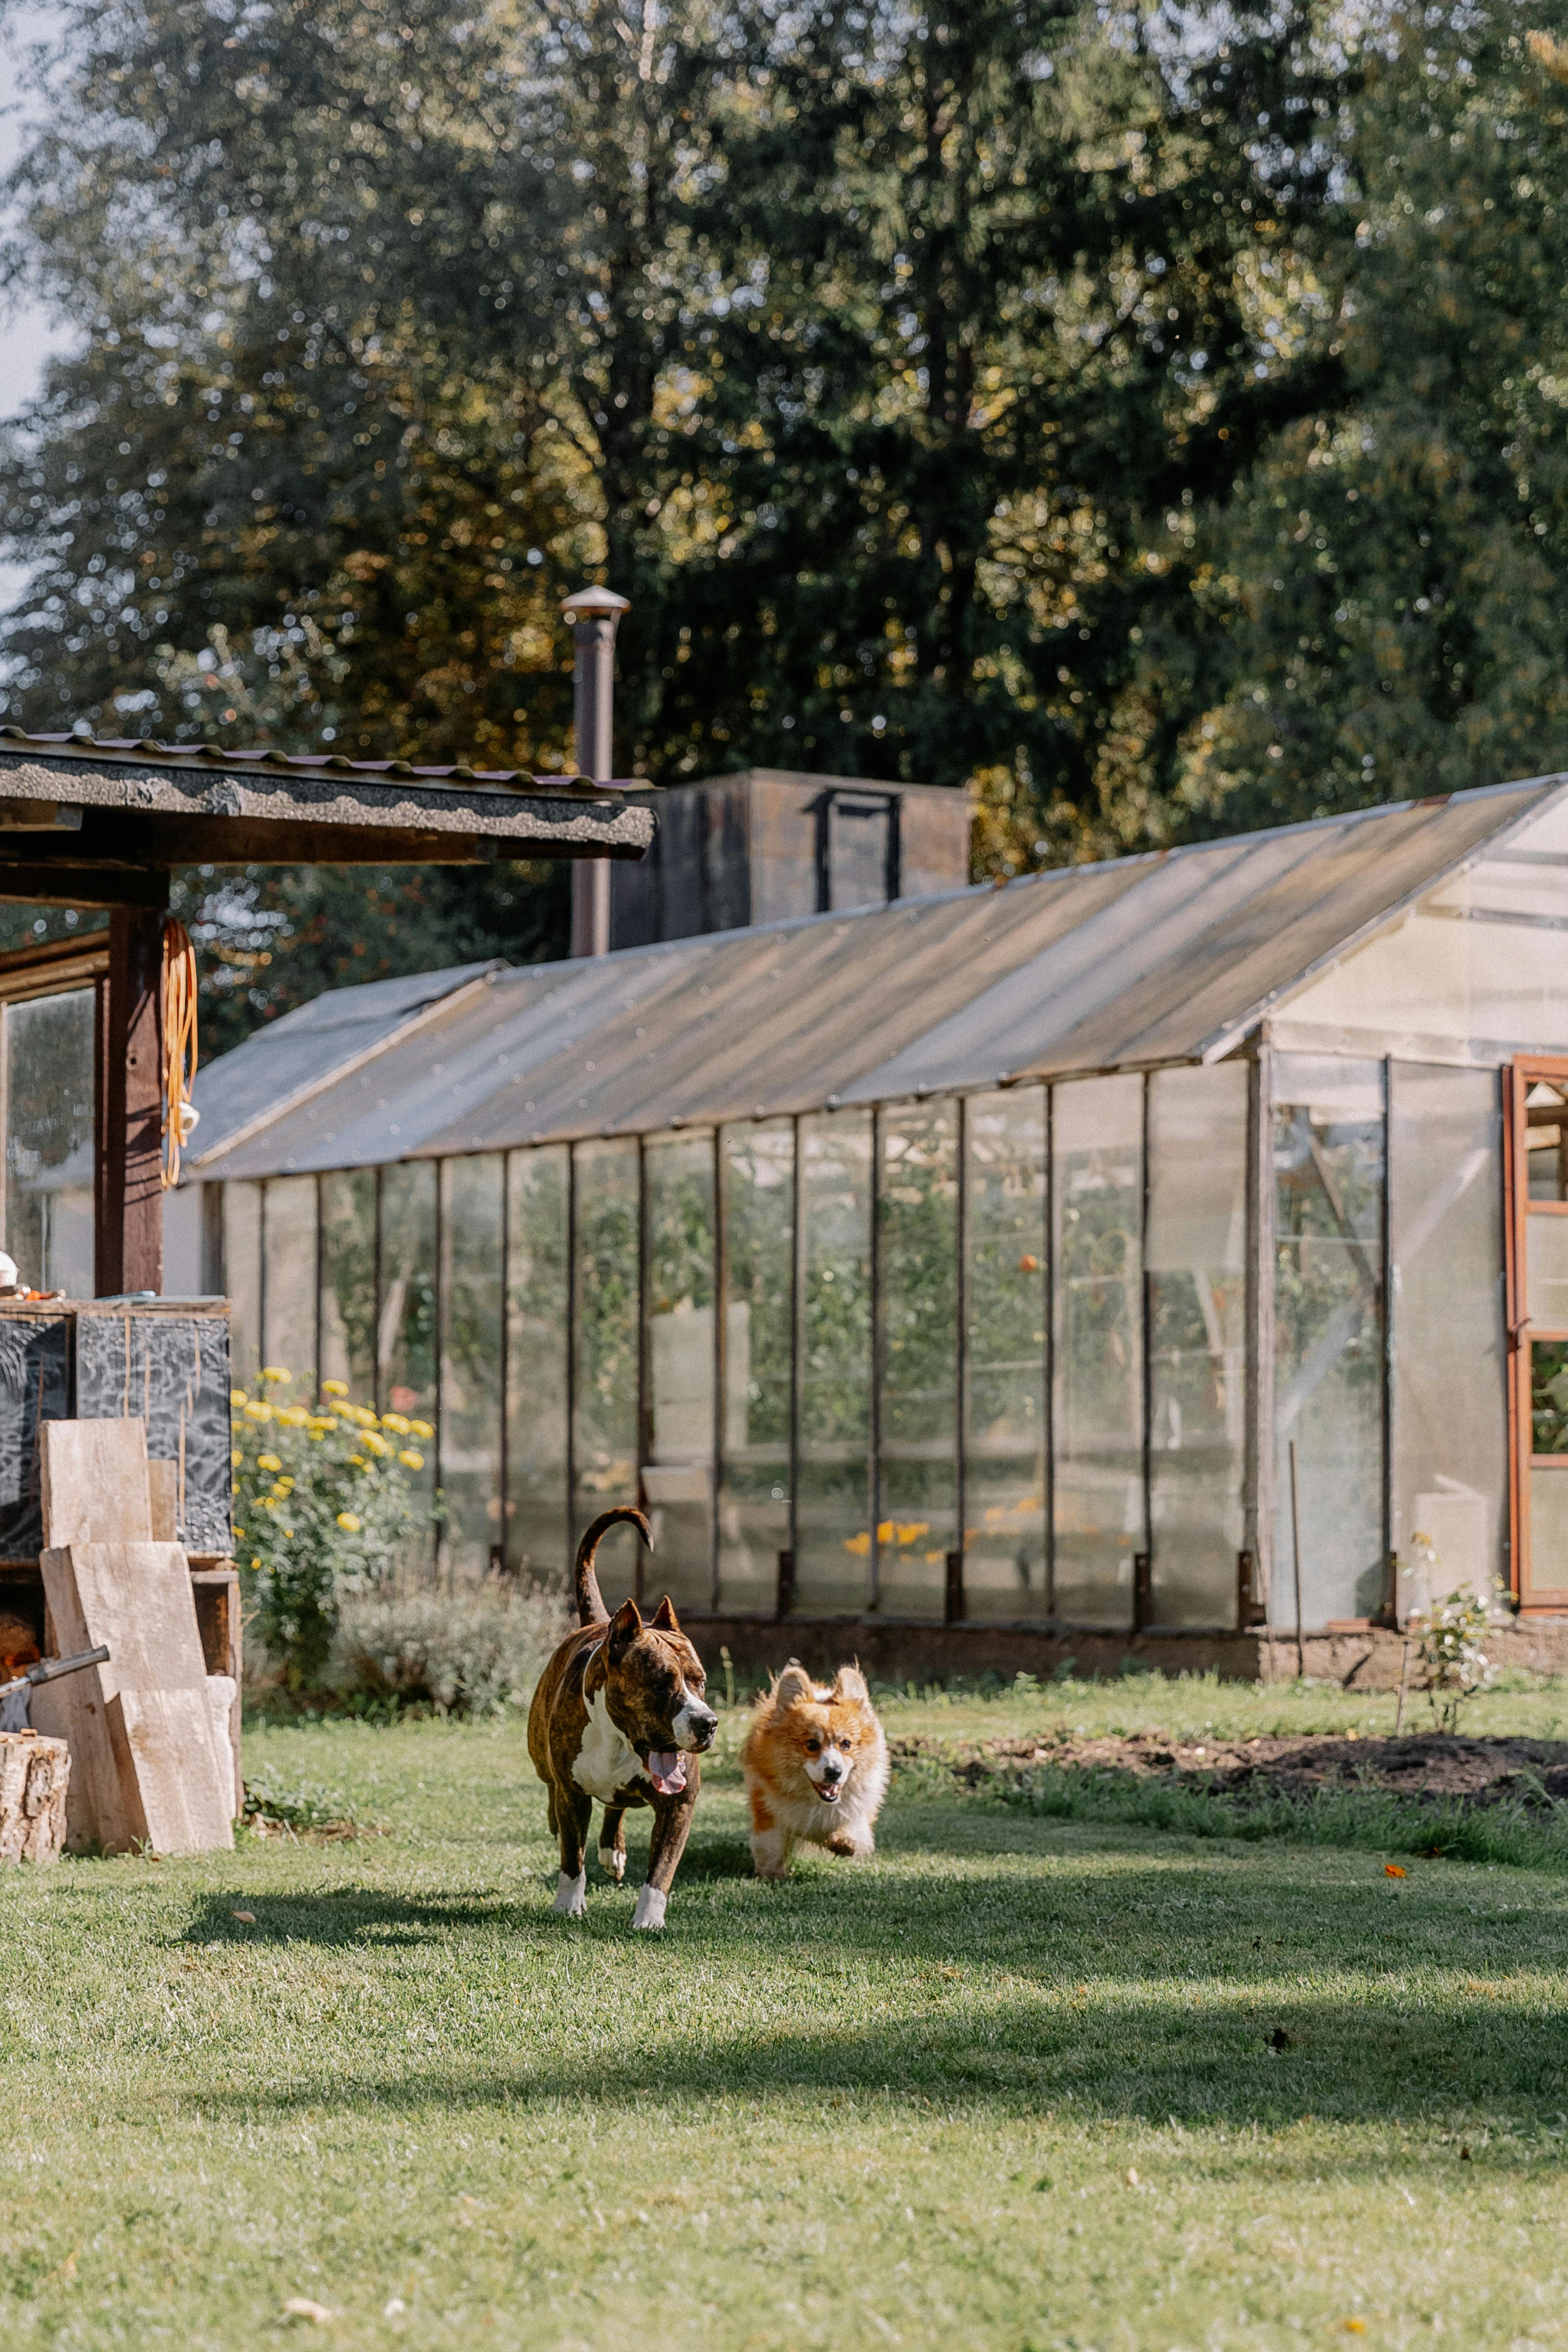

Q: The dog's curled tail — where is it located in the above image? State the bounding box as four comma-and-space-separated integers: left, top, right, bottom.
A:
574, 1506, 653, 1627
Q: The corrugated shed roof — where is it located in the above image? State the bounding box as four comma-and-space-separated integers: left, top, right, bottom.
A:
187, 776, 1568, 1179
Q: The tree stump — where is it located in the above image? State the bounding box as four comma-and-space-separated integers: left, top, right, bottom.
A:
0, 1731, 70, 1864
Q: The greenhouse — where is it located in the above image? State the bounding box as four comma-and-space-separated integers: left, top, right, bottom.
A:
167, 774, 1568, 1635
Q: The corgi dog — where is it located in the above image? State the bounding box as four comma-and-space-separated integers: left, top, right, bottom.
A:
741, 1661, 888, 1878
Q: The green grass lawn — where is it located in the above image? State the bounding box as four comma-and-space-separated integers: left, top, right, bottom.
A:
5, 1677, 1568, 2351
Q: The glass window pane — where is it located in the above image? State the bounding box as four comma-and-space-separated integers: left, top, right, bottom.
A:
379, 1159, 437, 1551
507, 1145, 569, 1582
573, 1138, 641, 1609
4, 989, 95, 1298
320, 1170, 377, 1401
1527, 1213, 1568, 1332
223, 1182, 263, 1379
1147, 1064, 1248, 1627
878, 1098, 957, 1618
440, 1155, 504, 1582
718, 1120, 793, 1614
1532, 1339, 1568, 1453
1053, 1075, 1144, 1626
1391, 1064, 1505, 1614
645, 1133, 716, 1612
963, 1088, 1047, 1622
797, 1110, 872, 1614
262, 1176, 317, 1391
1272, 1054, 1386, 1626
1529, 1464, 1568, 1585
1524, 1079, 1568, 1201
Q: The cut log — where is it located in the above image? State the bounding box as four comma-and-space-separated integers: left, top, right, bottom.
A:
0, 1730, 69, 1864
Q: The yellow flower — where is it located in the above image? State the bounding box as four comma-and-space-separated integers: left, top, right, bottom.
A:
260, 1366, 291, 1384
409, 1419, 434, 1441
257, 1452, 282, 1473
349, 1453, 366, 1468
230, 1388, 248, 1407
381, 1411, 411, 1435
364, 1432, 388, 1457
320, 1378, 348, 1397
231, 1449, 242, 1468
283, 1526, 294, 1538
275, 1406, 309, 1428
233, 1523, 246, 1538
250, 1554, 261, 1569
261, 1496, 278, 1513
309, 1429, 327, 1443
244, 1401, 273, 1423
275, 1475, 294, 1492
336, 1511, 361, 1534
843, 1531, 871, 1557
398, 1448, 424, 1471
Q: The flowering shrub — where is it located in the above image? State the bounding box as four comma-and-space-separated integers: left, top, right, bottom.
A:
232, 1368, 432, 1687
1410, 1571, 1507, 1734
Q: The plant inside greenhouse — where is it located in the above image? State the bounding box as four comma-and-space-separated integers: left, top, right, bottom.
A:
232, 1371, 433, 1686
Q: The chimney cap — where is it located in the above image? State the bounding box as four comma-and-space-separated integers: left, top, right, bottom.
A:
562, 584, 631, 620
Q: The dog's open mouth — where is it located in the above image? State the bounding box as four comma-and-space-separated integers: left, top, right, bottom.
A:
646, 1751, 688, 1797
813, 1782, 843, 1804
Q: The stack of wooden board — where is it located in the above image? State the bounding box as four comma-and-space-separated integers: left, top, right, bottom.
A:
30, 1421, 236, 1855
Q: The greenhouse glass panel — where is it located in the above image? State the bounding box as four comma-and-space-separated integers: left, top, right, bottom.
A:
1389, 1063, 1505, 1614
645, 1133, 717, 1611
1146, 1064, 1248, 1626
964, 1089, 1048, 1620
878, 1099, 958, 1617
573, 1138, 641, 1609
718, 1120, 794, 1614
1272, 1055, 1386, 1626
262, 1176, 317, 1389
440, 1156, 504, 1582
506, 1145, 569, 1580
797, 1111, 873, 1614
379, 1158, 438, 1549
1053, 1075, 1144, 1625
224, 1182, 263, 1380
4, 989, 94, 1300
320, 1170, 377, 1403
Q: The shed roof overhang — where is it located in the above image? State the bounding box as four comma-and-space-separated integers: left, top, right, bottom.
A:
0, 732, 652, 905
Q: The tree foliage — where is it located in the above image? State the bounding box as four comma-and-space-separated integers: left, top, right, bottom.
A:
2, 0, 1567, 1034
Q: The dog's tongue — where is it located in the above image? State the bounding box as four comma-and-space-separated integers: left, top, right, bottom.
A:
647, 1751, 688, 1796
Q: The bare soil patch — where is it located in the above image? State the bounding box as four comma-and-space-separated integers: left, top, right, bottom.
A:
892, 1727, 1568, 1810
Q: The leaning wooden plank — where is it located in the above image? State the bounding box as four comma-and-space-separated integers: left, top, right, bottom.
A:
40, 1419, 152, 1549
34, 1542, 232, 1853
116, 1689, 233, 1855
0, 1731, 69, 1864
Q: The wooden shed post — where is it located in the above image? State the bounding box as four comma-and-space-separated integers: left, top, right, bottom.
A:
96, 901, 166, 1297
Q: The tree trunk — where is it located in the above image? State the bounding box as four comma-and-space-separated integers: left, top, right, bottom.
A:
0, 1732, 71, 1864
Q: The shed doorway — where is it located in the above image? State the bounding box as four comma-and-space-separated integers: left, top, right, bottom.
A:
1507, 1058, 1568, 1609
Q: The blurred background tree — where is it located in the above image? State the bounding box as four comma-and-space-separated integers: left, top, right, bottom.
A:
2, 0, 1567, 1036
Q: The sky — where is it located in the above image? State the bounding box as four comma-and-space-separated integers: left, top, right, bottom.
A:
0, 3, 71, 622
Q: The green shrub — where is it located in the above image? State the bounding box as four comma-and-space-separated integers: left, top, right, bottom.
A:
329, 1580, 571, 1717
232, 1367, 431, 1687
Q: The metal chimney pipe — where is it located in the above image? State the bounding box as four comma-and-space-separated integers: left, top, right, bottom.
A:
562, 584, 630, 958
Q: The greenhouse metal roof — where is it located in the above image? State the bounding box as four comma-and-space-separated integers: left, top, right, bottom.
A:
184, 774, 1568, 1179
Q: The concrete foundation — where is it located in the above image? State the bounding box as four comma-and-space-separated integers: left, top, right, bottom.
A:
684, 1615, 1568, 1691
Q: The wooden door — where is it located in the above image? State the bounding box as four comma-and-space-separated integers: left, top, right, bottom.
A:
1506, 1057, 1568, 1610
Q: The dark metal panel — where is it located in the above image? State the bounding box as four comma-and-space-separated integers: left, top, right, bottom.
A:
74, 1308, 232, 1555
0, 1313, 71, 1559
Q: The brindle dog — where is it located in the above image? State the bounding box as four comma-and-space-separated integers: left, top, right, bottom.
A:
527, 1507, 718, 1931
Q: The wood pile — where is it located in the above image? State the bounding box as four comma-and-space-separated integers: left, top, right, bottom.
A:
28, 1420, 236, 1856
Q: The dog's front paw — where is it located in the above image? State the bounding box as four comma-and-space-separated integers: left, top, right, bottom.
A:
553, 1869, 588, 1918
630, 1885, 668, 1932
598, 1844, 627, 1885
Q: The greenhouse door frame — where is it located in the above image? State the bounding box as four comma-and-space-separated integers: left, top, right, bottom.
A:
1505, 1053, 1568, 1612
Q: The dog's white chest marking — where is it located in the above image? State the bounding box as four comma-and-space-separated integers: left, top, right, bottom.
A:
572, 1686, 648, 1800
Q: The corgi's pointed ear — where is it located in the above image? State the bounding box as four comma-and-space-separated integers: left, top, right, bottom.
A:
832, 1664, 869, 1702
774, 1661, 815, 1709
607, 1597, 643, 1662
650, 1594, 680, 1632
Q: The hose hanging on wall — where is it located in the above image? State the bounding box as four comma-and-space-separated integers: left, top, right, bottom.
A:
160, 918, 199, 1191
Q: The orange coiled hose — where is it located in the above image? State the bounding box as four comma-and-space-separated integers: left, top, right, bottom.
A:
160, 918, 199, 1191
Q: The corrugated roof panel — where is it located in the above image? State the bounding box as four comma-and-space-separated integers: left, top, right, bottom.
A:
188, 777, 1568, 1179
